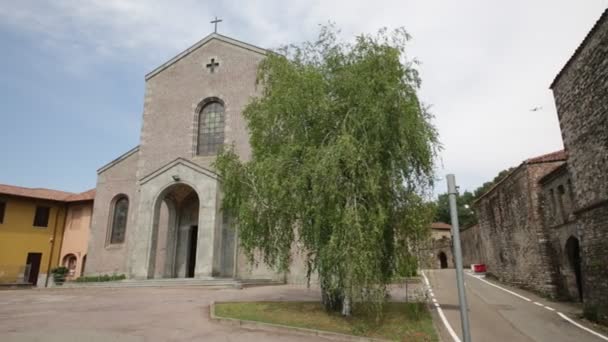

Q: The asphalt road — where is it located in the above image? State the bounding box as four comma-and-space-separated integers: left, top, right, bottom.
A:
424, 269, 608, 342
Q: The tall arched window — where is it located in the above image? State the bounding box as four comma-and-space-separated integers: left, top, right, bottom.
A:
109, 196, 129, 244
197, 100, 225, 156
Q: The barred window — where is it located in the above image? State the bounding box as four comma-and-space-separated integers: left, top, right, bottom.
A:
197, 101, 225, 156
110, 196, 129, 244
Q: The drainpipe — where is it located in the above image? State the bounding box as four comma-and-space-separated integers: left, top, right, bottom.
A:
44, 203, 64, 287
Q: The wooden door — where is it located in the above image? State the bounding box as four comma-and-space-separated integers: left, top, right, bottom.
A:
26, 252, 42, 286
186, 226, 198, 278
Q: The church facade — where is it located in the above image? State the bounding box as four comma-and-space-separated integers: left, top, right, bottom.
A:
86, 34, 295, 281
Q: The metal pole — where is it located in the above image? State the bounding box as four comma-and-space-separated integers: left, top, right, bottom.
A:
447, 174, 472, 342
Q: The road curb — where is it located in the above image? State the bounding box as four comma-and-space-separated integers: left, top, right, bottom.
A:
209, 301, 390, 342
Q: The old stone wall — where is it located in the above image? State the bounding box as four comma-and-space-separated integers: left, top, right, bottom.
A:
551, 10, 608, 322
539, 165, 582, 301
460, 224, 485, 268
475, 162, 563, 297
419, 230, 454, 269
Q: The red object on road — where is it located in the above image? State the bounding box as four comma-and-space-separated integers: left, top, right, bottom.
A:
473, 264, 486, 273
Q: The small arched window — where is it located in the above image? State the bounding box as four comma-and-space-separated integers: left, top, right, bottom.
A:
110, 196, 129, 244
197, 100, 225, 156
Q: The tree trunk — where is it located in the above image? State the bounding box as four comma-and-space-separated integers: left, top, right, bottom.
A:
320, 281, 344, 312
341, 295, 352, 316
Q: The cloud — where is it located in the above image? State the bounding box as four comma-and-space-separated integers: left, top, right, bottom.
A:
0, 0, 606, 194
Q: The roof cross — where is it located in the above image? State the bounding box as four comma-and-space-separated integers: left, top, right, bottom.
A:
211, 16, 222, 33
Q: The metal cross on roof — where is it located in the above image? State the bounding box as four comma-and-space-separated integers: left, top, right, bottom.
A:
211, 16, 222, 33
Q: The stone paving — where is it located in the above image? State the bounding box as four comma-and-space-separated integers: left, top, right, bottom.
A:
0, 283, 423, 341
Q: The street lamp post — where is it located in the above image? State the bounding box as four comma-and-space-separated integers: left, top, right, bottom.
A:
447, 174, 472, 342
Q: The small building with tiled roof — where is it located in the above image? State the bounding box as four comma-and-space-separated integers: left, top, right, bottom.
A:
0, 184, 95, 286
419, 222, 454, 269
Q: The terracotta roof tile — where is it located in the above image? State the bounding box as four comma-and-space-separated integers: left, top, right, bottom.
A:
0, 184, 95, 202
65, 189, 96, 202
431, 222, 452, 230
525, 150, 567, 164
474, 150, 567, 203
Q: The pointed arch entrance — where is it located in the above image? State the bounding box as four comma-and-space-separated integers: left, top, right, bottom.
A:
148, 183, 200, 279
565, 236, 583, 301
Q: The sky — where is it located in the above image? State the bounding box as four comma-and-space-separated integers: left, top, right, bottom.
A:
0, 0, 607, 196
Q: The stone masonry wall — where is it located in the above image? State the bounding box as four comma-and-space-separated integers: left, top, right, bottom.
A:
551, 10, 608, 322
539, 165, 581, 301
87, 149, 139, 276
460, 224, 484, 268
475, 162, 563, 297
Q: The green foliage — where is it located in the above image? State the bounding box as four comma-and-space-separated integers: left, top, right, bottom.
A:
472, 167, 516, 199
214, 301, 438, 341
50, 266, 69, 276
433, 167, 516, 228
74, 274, 126, 282
433, 191, 477, 228
51, 266, 69, 285
215, 25, 438, 317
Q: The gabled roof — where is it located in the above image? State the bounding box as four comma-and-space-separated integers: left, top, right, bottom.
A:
97, 146, 139, 174
0, 183, 75, 202
431, 222, 452, 230
551, 8, 608, 88
65, 189, 96, 202
138, 157, 219, 185
539, 162, 569, 185
525, 150, 567, 164
474, 150, 566, 202
145, 33, 267, 81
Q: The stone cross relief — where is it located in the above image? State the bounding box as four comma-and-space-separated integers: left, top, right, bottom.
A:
206, 58, 219, 73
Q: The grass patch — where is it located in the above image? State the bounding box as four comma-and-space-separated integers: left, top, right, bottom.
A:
214, 301, 437, 341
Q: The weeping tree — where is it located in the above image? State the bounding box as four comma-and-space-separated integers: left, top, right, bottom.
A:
215, 26, 438, 317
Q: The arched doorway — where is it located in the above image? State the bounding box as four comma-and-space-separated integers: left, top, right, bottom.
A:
149, 183, 200, 279
565, 236, 583, 301
62, 254, 77, 278
438, 252, 448, 269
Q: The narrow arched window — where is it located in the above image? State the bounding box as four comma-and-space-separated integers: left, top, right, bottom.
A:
197, 100, 225, 156
110, 196, 129, 244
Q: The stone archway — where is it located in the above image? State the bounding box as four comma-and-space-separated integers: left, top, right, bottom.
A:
62, 254, 77, 278
565, 236, 583, 301
129, 158, 220, 280
149, 183, 200, 279
438, 251, 448, 269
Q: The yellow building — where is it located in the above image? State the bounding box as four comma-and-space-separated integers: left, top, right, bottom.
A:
0, 184, 93, 287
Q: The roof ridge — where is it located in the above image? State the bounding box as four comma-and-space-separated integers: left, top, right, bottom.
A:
145, 33, 267, 81
551, 8, 608, 88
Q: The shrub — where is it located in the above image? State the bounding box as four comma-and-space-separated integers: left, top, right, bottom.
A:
74, 274, 127, 283
51, 266, 70, 285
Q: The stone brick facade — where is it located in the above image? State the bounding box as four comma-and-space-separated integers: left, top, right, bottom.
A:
419, 223, 454, 269
462, 10, 608, 322
460, 224, 484, 268
550, 9, 608, 322
87, 34, 291, 282
538, 164, 582, 301
473, 154, 566, 296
